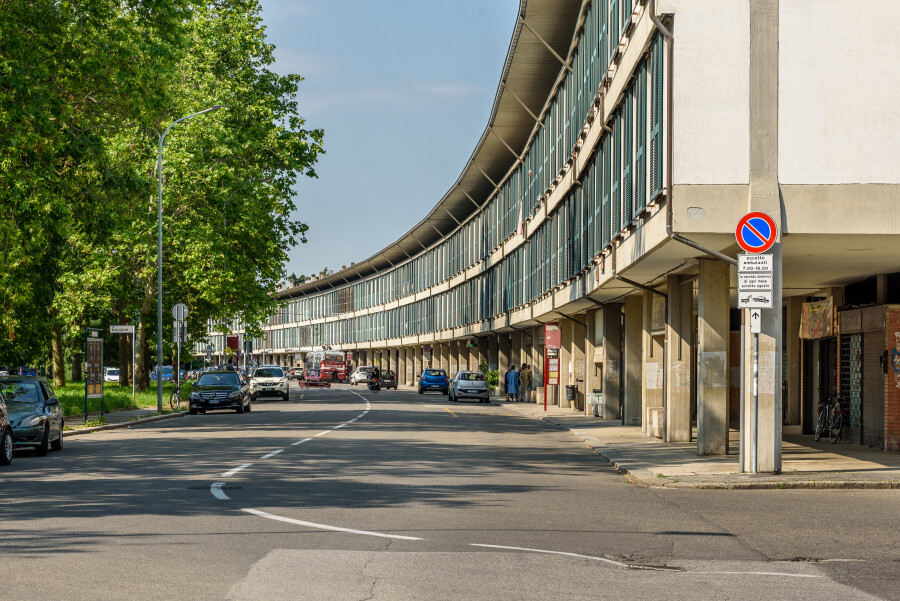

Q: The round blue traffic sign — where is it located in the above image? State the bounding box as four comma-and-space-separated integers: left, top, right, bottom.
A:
736, 212, 777, 253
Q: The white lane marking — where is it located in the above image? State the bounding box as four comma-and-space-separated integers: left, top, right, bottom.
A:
210, 482, 230, 500
314, 431, 329, 437
470, 544, 629, 568
261, 449, 284, 459
222, 463, 253, 478
291, 438, 313, 446
332, 424, 346, 429
242, 508, 423, 541
691, 571, 823, 579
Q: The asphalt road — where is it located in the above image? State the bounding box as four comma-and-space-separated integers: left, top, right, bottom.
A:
0, 383, 897, 600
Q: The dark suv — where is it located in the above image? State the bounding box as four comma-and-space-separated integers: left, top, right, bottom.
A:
0, 389, 12, 465
189, 371, 250, 414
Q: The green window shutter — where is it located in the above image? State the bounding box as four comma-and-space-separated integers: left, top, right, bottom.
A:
634, 61, 647, 214
609, 0, 619, 70
602, 138, 611, 248
611, 114, 621, 243
622, 88, 633, 229
649, 34, 664, 199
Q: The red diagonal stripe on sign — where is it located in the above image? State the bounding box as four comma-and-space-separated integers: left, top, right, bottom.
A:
743, 221, 769, 247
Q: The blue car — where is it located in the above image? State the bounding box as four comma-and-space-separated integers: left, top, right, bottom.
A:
418, 368, 449, 395
150, 366, 174, 382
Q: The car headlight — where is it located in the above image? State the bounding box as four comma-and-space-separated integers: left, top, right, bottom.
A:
25, 416, 43, 427
228, 390, 241, 400
190, 393, 200, 400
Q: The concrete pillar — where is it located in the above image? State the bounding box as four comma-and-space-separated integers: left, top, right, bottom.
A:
785, 296, 802, 425
572, 316, 587, 412
468, 340, 478, 370
697, 259, 730, 455
585, 309, 599, 415
598, 306, 622, 420
478, 337, 488, 371
623, 295, 643, 426
498, 333, 510, 373
559, 319, 574, 409
449, 340, 459, 377
413, 346, 422, 386
440, 343, 450, 373
403, 347, 413, 387
643, 291, 666, 437
510, 331, 522, 371
666, 275, 693, 442
488, 336, 499, 371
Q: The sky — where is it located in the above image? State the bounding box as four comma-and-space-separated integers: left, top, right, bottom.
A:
258, 0, 521, 280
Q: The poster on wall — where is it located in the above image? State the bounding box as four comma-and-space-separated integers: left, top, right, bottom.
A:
800, 298, 834, 339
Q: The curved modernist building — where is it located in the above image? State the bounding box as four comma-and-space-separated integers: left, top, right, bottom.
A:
208, 0, 900, 467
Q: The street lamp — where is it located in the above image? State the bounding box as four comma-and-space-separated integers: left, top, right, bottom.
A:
157, 105, 226, 411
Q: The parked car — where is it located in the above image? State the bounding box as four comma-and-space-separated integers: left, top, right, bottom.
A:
0, 366, 9, 377
0, 389, 12, 465
249, 366, 289, 402
449, 371, 489, 403
188, 371, 250, 415
0, 376, 64, 455
349, 366, 374, 385
379, 369, 398, 390
18, 366, 37, 376
104, 367, 120, 383
150, 366, 174, 381
418, 369, 449, 395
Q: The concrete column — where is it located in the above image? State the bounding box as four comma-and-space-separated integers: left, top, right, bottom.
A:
643, 292, 663, 434
440, 343, 450, 373
559, 319, 574, 409
413, 346, 422, 386
572, 316, 587, 412
478, 337, 488, 371
449, 340, 459, 377
598, 306, 622, 420
785, 296, 802, 425
498, 333, 510, 373
488, 336, 499, 371
510, 331, 522, 371
624, 295, 643, 426
697, 259, 730, 455
585, 309, 599, 415
402, 347, 412, 387
666, 275, 693, 443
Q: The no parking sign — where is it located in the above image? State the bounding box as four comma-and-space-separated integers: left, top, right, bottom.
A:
735, 212, 777, 254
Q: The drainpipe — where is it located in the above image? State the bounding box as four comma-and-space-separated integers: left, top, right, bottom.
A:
647, 0, 738, 268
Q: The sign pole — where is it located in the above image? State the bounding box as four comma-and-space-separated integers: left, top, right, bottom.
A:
84, 328, 88, 423
132, 329, 136, 401
752, 331, 759, 473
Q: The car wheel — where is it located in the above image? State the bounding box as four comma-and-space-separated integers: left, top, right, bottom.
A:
51, 424, 64, 451
245, 400, 252, 412
0, 429, 11, 465
443, 389, 449, 396
36, 424, 50, 456
236, 402, 245, 414
189, 407, 198, 415
418, 388, 424, 395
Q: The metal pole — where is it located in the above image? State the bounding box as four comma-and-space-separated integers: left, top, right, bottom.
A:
157, 105, 226, 413
84, 328, 88, 423
132, 329, 136, 402
753, 331, 759, 474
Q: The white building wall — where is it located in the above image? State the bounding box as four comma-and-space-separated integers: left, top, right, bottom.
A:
661, 0, 751, 185
780, 0, 900, 184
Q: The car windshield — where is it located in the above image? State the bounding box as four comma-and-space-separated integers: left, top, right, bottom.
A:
197, 373, 240, 387
382, 370, 395, 378
161, 367, 173, 374
424, 370, 445, 377
108, 369, 119, 376
459, 372, 486, 381
254, 368, 284, 378
0, 380, 42, 404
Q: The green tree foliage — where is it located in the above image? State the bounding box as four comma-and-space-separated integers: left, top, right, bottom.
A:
0, 0, 322, 388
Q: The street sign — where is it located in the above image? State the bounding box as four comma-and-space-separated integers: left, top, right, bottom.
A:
109, 325, 134, 334
738, 273, 774, 290
735, 212, 777, 254
173, 321, 186, 343
172, 303, 189, 321
738, 291, 773, 309
738, 254, 773, 272
750, 309, 762, 333
545, 323, 561, 350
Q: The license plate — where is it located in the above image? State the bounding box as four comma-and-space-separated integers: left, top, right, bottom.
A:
430, 384, 441, 388
210, 399, 219, 404
264, 387, 273, 391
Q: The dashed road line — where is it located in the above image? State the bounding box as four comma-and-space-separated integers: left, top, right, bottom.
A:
242, 508, 422, 541
221, 463, 253, 478
291, 438, 313, 446
260, 449, 284, 459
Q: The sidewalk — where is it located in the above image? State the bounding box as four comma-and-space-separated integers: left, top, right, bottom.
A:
497, 399, 900, 489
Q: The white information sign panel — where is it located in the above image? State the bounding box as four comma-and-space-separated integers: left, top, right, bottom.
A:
738, 291, 773, 309
172, 303, 189, 321
109, 325, 134, 334
749, 309, 762, 333
738, 254, 773, 272
738, 273, 774, 290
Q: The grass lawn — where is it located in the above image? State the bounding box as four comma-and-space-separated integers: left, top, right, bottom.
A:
56, 381, 195, 417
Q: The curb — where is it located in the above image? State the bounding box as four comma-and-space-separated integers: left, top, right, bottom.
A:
502, 403, 900, 490
63, 411, 188, 437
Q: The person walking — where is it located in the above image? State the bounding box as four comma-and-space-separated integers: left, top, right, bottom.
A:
521, 364, 532, 403
505, 365, 519, 402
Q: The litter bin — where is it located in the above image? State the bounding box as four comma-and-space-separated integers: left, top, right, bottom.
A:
565, 385, 576, 401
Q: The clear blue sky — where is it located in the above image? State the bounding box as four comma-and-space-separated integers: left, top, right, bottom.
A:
258, 0, 521, 279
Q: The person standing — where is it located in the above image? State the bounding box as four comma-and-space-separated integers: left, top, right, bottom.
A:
505, 365, 518, 402
521, 364, 532, 403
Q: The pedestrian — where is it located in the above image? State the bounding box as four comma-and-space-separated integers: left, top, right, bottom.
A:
332, 368, 338, 383
521, 364, 532, 402
515, 365, 524, 401
505, 365, 518, 402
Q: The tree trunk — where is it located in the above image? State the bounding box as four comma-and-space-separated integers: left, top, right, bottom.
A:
51, 322, 66, 388
118, 311, 132, 387
71, 352, 82, 382
135, 316, 150, 392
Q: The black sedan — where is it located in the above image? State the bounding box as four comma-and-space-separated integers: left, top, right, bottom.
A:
0, 376, 64, 455
189, 371, 250, 414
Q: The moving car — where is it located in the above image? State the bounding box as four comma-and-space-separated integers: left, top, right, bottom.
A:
104, 367, 120, 383
0, 389, 13, 465
150, 366, 174, 381
188, 371, 250, 415
18, 366, 37, 376
379, 369, 398, 390
349, 366, 374, 385
249, 366, 289, 402
449, 371, 490, 403
418, 369, 449, 395
0, 376, 65, 455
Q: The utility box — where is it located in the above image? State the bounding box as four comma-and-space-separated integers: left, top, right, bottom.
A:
587, 392, 603, 418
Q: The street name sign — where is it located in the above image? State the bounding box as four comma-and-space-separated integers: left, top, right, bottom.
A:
109, 325, 134, 334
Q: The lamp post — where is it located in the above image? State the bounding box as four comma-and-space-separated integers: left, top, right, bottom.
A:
157, 105, 226, 411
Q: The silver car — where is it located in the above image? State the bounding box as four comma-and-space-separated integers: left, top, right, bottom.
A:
349, 366, 374, 385
449, 371, 489, 403
249, 366, 289, 402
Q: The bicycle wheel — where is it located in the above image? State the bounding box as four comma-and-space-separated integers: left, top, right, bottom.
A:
829, 404, 843, 443
814, 407, 827, 441
169, 389, 181, 410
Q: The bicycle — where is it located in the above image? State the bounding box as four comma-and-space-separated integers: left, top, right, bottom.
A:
814, 394, 844, 443
169, 380, 183, 410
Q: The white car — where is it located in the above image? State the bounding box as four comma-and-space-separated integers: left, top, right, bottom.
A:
348, 366, 374, 385
104, 367, 120, 383
249, 366, 289, 401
